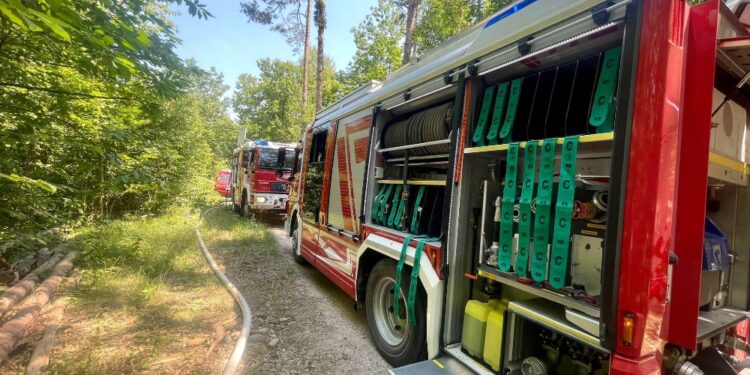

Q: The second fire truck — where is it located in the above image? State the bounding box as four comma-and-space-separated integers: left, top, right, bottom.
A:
231, 140, 296, 216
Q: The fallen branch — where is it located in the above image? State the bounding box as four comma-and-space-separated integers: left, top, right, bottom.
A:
25, 297, 66, 375
0, 251, 76, 363
0, 249, 66, 318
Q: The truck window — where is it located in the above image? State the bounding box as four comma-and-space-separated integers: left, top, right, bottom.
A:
258, 148, 279, 170
257, 148, 296, 170
243, 150, 252, 171
303, 130, 329, 222
283, 150, 295, 169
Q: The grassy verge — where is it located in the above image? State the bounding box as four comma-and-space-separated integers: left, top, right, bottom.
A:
33, 207, 257, 374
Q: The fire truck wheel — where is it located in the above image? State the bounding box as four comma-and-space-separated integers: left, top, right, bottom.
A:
291, 225, 307, 265
241, 193, 250, 218
231, 191, 240, 213
366, 258, 427, 367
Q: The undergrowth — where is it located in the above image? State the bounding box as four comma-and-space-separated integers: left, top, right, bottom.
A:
40, 206, 267, 374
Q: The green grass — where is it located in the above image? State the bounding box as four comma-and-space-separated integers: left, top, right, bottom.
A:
40, 207, 270, 374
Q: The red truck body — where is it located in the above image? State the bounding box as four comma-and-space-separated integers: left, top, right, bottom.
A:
231, 140, 296, 216
214, 169, 231, 198
285, 1, 750, 374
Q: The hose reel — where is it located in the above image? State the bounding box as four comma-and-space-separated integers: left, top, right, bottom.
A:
382, 103, 453, 157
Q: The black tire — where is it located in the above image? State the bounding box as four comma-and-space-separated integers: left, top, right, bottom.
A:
241, 192, 251, 218
232, 189, 241, 214
291, 221, 307, 265
366, 258, 427, 367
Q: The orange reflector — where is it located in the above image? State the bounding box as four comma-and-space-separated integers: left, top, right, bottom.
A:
622, 313, 635, 346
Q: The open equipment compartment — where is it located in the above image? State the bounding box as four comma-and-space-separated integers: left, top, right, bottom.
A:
445, 19, 627, 375
368, 85, 457, 239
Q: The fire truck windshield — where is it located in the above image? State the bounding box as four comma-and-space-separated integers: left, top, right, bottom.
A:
258, 148, 294, 170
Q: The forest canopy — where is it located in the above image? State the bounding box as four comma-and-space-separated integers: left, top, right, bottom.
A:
1, 0, 516, 244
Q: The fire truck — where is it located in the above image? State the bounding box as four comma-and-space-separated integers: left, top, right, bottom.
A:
230, 139, 296, 216
285, 0, 750, 373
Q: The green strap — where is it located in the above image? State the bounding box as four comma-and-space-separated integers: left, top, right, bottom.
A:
589, 47, 621, 133
394, 235, 414, 320
407, 237, 438, 326
410, 186, 426, 234
377, 185, 395, 225
515, 141, 537, 277
531, 139, 556, 282
499, 78, 523, 144
472, 86, 497, 147
372, 184, 387, 224
387, 185, 403, 227
548, 136, 579, 289
498, 143, 520, 272
393, 187, 408, 230
486, 82, 509, 146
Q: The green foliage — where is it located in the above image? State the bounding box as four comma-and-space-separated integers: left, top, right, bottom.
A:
240, 0, 306, 50
339, 0, 405, 93
0, 1, 235, 244
415, 0, 514, 53
232, 51, 340, 142
339, 0, 515, 91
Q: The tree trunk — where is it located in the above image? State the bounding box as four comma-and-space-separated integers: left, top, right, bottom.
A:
402, 0, 420, 65
315, 0, 326, 112
302, 0, 312, 110
0, 251, 76, 363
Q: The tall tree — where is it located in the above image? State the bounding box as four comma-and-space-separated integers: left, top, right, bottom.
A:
239, 0, 312, 106
232, 54, 340, 142
240, 0, 306, 47
0, 0, 237, 239
314, 0, 326, 112
302, 0, 313, 108
414, 0, 513, 53
402, 0, 420, 65
340, 0, 405, 92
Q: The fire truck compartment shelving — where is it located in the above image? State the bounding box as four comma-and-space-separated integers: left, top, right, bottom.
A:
442, 3, 750, 374
441, 28, 622, 374
370, 85, 458, 238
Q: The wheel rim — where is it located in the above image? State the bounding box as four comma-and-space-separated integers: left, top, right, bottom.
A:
372, 276, 410, 347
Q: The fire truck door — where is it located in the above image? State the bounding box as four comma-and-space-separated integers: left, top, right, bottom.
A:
319, 111, 371, 280
300, 128, 330, 261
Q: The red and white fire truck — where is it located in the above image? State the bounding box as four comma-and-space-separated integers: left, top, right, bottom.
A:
231, 139, 296, 216
285, 0, 750, 373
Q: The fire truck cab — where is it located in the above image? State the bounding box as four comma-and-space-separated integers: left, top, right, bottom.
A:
286, 1, 750, 373
231, 140, 296, 216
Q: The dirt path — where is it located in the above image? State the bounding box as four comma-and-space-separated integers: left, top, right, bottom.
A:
205, 210, 389, 375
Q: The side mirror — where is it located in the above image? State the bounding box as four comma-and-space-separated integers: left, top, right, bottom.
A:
275, 148, 287, 178
277, 148, 287, 170
289, 147, 302, 181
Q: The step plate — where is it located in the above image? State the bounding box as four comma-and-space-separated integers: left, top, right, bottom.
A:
389, 356, 479, 375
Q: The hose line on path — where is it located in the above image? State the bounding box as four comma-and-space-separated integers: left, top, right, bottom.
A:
196, 207, 251, 375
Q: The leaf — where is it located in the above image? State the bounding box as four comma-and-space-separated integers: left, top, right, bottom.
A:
135, 30, 151, 47
114, 55, 136, 73
27, 9, 71, 41
120, 39, 136, 51
0, 173, 57, 193
0, 4, 29, 31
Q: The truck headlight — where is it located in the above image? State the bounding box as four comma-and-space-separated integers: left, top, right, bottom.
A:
255, 196, 267, 203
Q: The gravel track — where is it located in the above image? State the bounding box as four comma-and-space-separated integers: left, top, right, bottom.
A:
210, 214, 389, 375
